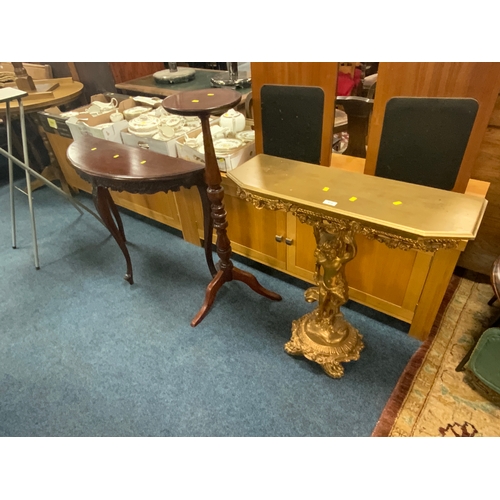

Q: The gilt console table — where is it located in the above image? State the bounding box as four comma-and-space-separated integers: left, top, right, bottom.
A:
228, 154, 488, 378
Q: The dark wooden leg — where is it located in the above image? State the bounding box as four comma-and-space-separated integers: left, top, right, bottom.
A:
456, 334, 482, 372
93, 185, 134, 284
232, 267, 282, 301
190, 114, 282, 326
190, 269, 227, 327
196, 183, 216, 277
488, 295, 497, 306
102, 188, 126, 242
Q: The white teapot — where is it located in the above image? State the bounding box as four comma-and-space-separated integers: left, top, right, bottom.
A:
219, 108, 246, 135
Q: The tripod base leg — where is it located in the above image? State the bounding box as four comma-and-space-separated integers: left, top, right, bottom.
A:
191, 269, 226, 327
190, 265, 282, 327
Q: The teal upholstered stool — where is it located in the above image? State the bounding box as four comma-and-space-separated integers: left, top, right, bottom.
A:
464, 327, 500, 406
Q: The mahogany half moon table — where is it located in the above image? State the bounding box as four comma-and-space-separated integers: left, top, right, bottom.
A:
228, 153, 488, 378
66, 135, 216, 284
162, 88, 282, 327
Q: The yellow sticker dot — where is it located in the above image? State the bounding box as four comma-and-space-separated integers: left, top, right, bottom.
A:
349, 197, 357, 202
207, 93, 214, 96
113, 155, 119, 159
192, 99, 199, 103
91, 148, 97, 151
393, 201, 402, 205
140, 160, 146, 164
322, 187, 329, 192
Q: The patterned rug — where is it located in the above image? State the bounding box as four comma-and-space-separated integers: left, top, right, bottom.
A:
372, 269, 500, 437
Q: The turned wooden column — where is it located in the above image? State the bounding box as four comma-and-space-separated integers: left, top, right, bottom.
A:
163, 89, 282, 327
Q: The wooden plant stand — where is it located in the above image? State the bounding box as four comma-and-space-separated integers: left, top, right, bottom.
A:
163, 88, 282, 327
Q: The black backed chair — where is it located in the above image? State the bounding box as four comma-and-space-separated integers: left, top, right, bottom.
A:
374, 97, 479, 191
260, 84, 324, 165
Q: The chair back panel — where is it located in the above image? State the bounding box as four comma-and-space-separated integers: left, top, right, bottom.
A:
375, 97, 479, 190
261, 84, 324, 165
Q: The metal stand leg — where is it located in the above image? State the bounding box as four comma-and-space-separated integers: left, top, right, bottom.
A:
5, 102, 16, 249
19, 100, 40, 269
0, 87, 104, 270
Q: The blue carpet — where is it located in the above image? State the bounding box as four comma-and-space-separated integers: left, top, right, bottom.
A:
0, 179, 420, 436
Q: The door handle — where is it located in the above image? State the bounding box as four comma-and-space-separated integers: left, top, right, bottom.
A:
275, 235, 283, 243
285, 238, 293, 245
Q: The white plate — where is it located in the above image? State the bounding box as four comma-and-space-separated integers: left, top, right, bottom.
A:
213, 138, 243, 152
236, 130, 255, 143
128, 115, 160, 137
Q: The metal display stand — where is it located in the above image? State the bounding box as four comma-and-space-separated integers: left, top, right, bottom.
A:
210, 63, 252, 89
0, 87, 101, 269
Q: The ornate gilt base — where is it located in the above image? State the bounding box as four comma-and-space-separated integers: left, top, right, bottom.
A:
285, 310, 364, 378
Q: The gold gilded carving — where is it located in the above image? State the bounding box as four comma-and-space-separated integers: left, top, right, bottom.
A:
284, 222, 364, 378
236, 187, 462, 253
359, 227, 461, 252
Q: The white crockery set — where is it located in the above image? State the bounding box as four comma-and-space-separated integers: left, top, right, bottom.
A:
185, 108, 254, 154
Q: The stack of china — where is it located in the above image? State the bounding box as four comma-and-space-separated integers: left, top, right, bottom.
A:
213, 138, 243, 153
184, 115, 202, 129
235, 130, 255, 143
193, 125, 230, 153
154, 115, 193, 141
128, 115, 160, 138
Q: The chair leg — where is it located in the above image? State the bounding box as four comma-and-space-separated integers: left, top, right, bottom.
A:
488, 295, 497, 306
456, 341, 477, 372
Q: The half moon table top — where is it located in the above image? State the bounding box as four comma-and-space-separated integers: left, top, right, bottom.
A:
67, 136, 204, 184
228, 154, 488, 241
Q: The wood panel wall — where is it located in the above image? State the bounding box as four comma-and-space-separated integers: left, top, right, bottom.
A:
364, 62, 500, 193
459, 94, 500, 275
108, 63, 166, 84
250, 62, 338, 166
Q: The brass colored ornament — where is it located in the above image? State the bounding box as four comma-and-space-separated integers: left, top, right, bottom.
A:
284, 222, 364, 377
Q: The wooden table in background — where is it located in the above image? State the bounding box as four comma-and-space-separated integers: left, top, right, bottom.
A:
115, 69, 251, 105
0, 77, 84, 193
